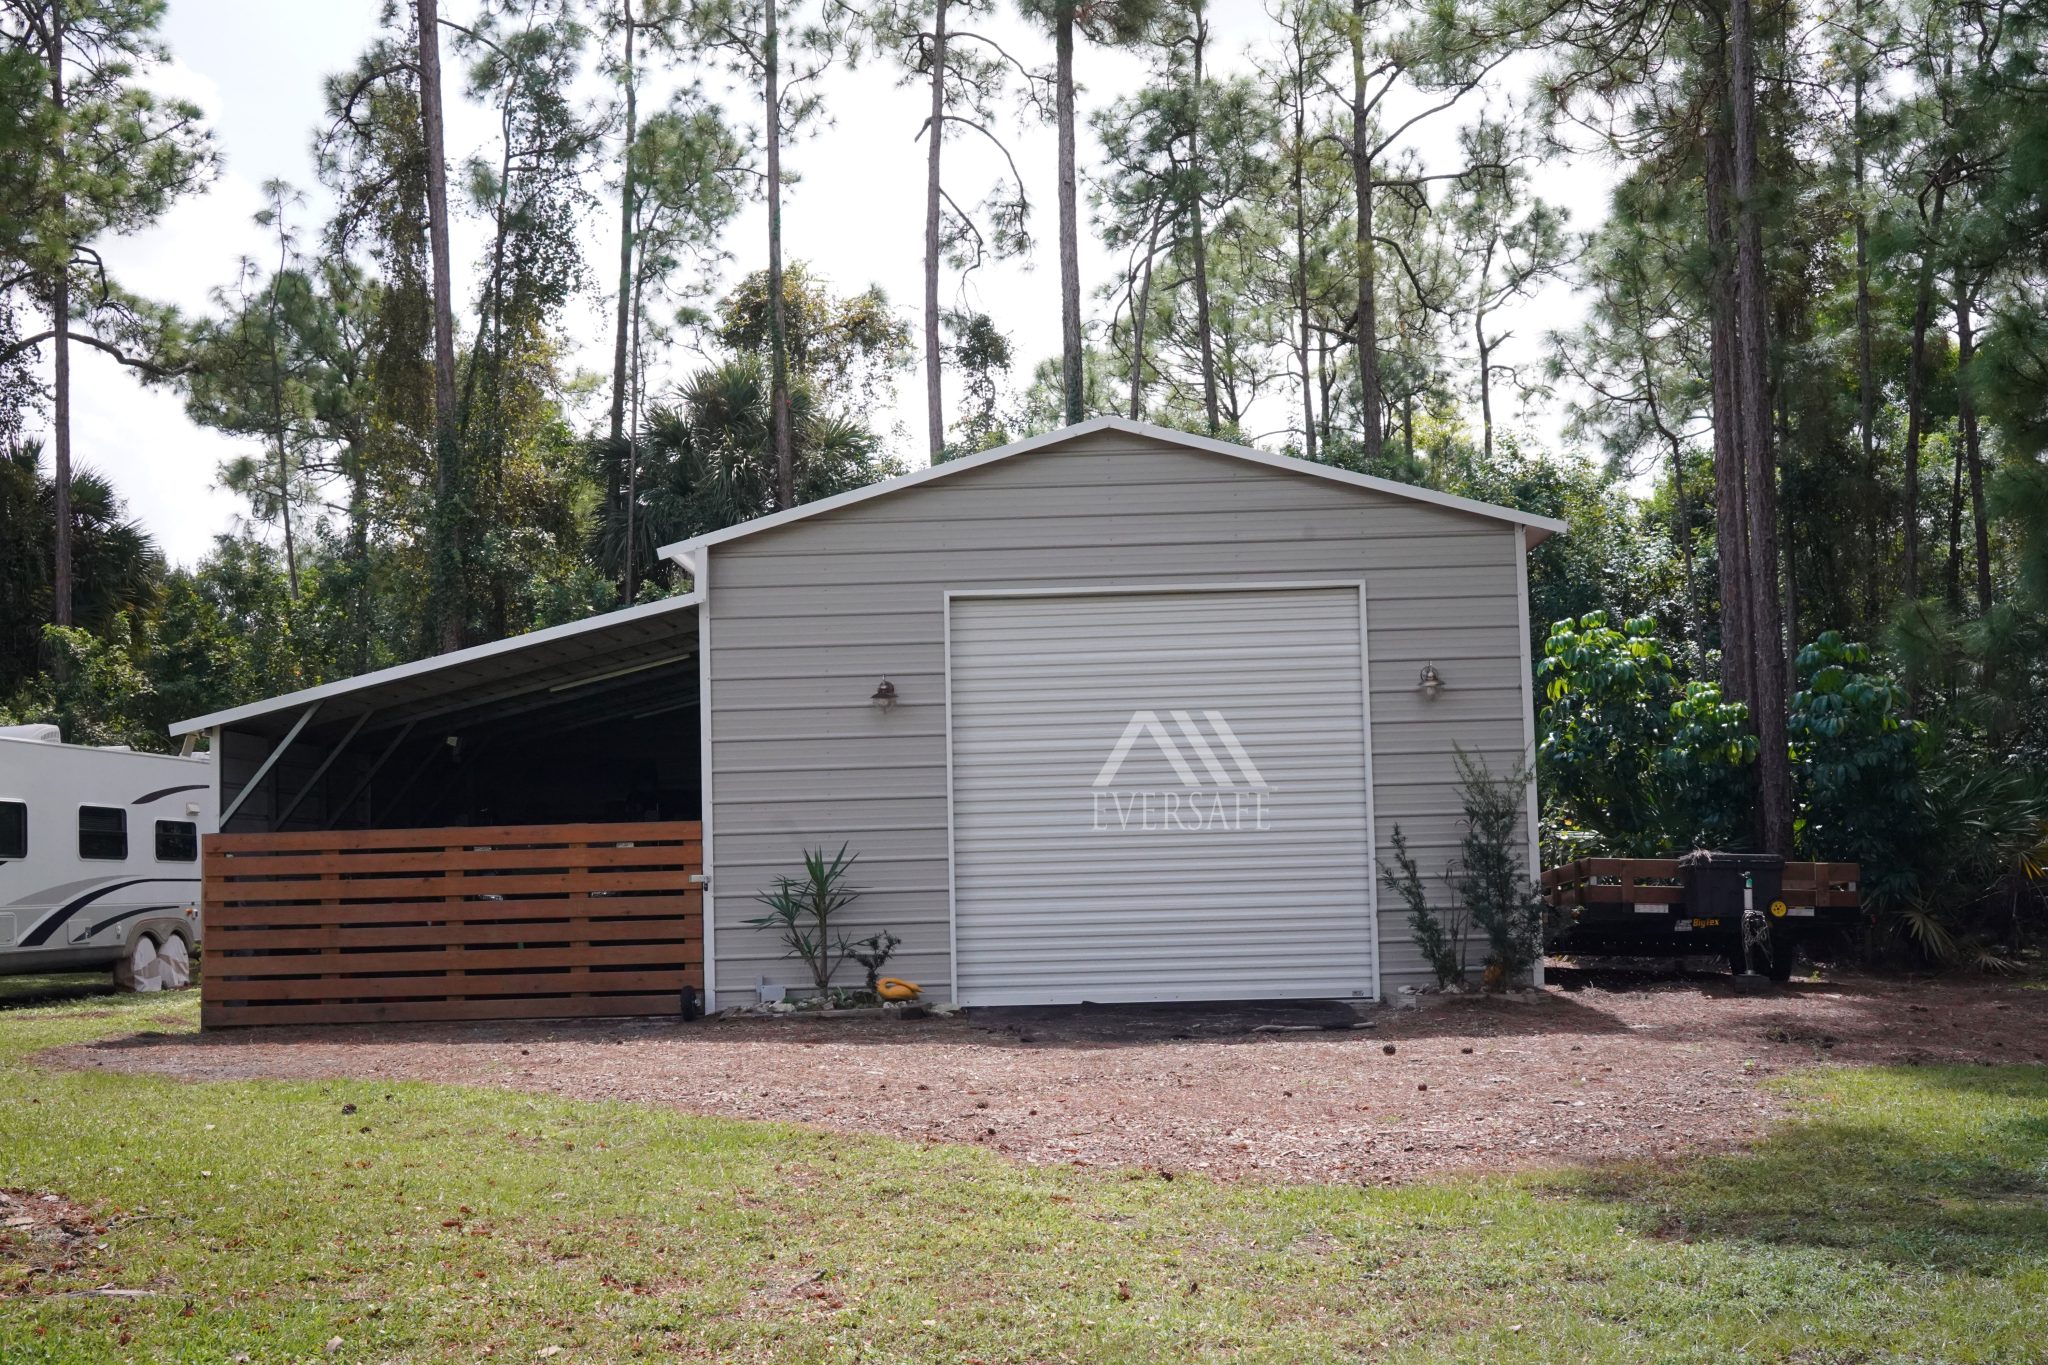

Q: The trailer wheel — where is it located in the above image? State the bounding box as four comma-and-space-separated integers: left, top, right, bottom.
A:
155, 933, 193, 990
117, 935, 162, 993
1765, 933, 1797, 982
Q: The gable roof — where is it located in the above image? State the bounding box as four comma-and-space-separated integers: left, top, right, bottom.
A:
657, 415, 1565, 568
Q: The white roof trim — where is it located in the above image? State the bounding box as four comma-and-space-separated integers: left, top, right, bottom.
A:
169, 590, 702, 737
656, 415, 1566, 562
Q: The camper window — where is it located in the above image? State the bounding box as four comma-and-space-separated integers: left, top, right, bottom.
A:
79, 806, 128, 861
155, 819, 198, 862
0, 800, 24, 859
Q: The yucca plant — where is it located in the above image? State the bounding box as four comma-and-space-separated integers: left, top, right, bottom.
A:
746, 844, 864, 995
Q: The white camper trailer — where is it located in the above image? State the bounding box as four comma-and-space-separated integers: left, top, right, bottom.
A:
0, 725, 213, 990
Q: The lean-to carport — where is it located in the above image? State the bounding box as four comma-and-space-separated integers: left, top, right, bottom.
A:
172, 592, 703, 835
171, 593, 706, 1027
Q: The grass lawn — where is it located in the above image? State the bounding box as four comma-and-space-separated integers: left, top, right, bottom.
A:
0, 973, 116, 1008
2, 994, 2044, 1363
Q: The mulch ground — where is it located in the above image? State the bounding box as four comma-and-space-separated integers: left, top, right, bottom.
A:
52, 968, 2048, 1185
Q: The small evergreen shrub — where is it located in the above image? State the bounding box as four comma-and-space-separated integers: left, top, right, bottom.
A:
1380, 826, 1470, 988
1450, 751, 1546, 988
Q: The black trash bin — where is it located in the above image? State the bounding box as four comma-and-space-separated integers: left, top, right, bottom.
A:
1679, 850, 1790, 979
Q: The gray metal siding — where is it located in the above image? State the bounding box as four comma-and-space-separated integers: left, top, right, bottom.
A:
706, 430, 1532, 1007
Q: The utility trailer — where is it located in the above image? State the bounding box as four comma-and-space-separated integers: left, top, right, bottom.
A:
0, 725, 214, 990
1542, 854, 1862, 980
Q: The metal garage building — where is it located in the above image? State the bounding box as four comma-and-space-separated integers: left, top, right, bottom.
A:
177, 417, 1561, 1014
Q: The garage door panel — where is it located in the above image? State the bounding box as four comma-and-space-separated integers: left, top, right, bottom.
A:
948, 587, 1375, 1007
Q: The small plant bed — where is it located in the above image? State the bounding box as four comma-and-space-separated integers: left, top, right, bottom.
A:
720, 994, 953, 1021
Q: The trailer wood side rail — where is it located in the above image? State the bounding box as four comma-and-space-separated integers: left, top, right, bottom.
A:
201, 821, 703, 1028
1540, 857, 1684, 908
1542, 858, 1861, 911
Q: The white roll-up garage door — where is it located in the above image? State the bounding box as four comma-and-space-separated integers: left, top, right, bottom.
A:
946, 586, 1376, 1006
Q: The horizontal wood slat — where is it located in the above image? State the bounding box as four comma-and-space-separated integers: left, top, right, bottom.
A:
200, 894, 699, 930
202, 822, 703, 1029
1543, 857, 1861, 911
1780, 862, 1862, 908
213, 941, 705, 978
207, 917, 697, 952
201, 994, 693, 1028
207, 822, 694, 853
205, 869, 699, 903
204, 842, 703, 878
1542, 858, 1681, 909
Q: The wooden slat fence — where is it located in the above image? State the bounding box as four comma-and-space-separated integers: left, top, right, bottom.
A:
1542, 857, 1860, 911
201, 821, 703, 1028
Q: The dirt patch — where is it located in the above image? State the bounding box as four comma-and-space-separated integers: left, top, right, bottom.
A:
52, 971, 2048, 1185
1, 1190, 107, 1278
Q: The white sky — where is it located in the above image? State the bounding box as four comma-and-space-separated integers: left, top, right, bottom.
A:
34, 0, 1615, 567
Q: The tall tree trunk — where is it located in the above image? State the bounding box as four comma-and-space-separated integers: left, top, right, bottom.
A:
1054, 10, 1083, 426
48, 8, 72, 629
1955, 277, 1991, 614
1728, 0, 1791, 854
610, 0, 638, 445
923, 0, 948, 461
766, 0, 795, 509
1671, 433, 1697, 646
1291, 59, 1316, 463
1637, 313, 1696, 646
460, 98, 514, 445
1128, 209, 1161, 419
626, 243, 646, 604
266, 212, 299, 600
1945, 404, 1965, 610
1851, 47, 1880, 625
417, 0, 462, 651
1900, 183, 1946, 605
1777, 395, 1798, 686
1475, 318, 1494, 462
1476, 235, 1499, 461
1402, 390, 1414, 470
347, 444, 371, 674
1704, 122, 1752, 712
1348, 0, 1380, 464
1317, 330, 1337, 450
1187, 8, 1219, 435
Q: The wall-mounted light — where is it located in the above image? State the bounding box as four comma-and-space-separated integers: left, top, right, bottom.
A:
870, 679, 899, 711
1418, 663, 1445, 700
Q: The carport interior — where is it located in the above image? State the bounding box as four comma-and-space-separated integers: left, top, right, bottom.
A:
211, 601, 700, 835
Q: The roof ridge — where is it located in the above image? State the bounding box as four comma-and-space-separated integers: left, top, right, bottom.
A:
657, 415, 1564, 565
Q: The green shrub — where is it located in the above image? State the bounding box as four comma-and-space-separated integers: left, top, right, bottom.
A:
1450, 751, 1546, 987
1789, 631, 1922, 885
1536, 611, 1755, 858
1379, 826, 1470, 988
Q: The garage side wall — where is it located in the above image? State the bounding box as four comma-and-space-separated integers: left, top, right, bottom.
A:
705, 430, 1531, 1008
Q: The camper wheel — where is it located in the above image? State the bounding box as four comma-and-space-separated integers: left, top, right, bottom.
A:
155, 932, 193, 990
118, 934, 162, 992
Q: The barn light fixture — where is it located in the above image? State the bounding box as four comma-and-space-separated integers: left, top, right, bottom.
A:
870, 679, 899, 711
1418, 663, 1445, 700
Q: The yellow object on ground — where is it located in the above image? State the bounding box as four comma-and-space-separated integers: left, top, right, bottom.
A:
875, 977, 922, 1001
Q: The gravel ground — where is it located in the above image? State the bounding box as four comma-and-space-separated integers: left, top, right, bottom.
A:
55, 968, 2048, 1185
